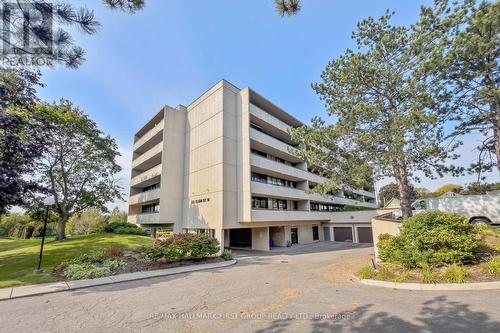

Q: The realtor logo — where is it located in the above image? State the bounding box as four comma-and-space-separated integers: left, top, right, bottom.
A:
1, 1, 54, 66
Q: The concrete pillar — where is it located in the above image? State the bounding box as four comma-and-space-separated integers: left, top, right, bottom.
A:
252, 227, 270, 251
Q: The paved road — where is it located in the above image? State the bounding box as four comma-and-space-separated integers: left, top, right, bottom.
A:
1, 242, 499, 333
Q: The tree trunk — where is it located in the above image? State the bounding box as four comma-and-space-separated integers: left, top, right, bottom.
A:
394, 165, 413, 219
56, 215, 67, 241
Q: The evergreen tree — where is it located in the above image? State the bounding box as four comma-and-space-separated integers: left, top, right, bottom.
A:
291, 9, 461, 219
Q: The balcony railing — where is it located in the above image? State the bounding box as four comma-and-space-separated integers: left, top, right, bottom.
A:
128, 212, 160, 225
128, 188, 161, 205
132, 142, 163, 170
130, 164, 162, 187
133, 121, 164, 152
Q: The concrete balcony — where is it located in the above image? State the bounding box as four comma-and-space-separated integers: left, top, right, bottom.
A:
251, 181, 378, 208
251, 209, 332, 222
130, 164, 162, 188
251, 208, 379, 223
128, 188, 161, 205
133, 121, 164, 153
249, 128, 302, 162
128, 212, 160, 225
250, 153, 324, 183
250, 104, 291, 134
132, 142, 163, 171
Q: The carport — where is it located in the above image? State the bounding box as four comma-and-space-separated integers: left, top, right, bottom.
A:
229, 228, 252, 248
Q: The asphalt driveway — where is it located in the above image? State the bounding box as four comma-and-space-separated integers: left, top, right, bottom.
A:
0, 242, 499, 333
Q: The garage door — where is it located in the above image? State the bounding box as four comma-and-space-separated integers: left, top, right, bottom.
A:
357, 227, 373, 243
333, 227, 353, 242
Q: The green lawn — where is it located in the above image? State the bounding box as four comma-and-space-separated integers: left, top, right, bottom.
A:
0, 233, 154, 288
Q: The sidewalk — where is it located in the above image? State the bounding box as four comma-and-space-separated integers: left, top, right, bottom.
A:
0, 259, 237, 301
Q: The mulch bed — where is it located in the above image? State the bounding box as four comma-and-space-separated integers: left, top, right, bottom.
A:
113, 251, 224, 275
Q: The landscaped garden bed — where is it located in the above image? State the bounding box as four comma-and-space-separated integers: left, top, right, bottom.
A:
357, 211, 500, 284
52, 233, 231, 281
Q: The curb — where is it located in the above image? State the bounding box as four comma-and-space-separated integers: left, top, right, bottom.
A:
0, 259, 237, 301
353, 275, 500, 291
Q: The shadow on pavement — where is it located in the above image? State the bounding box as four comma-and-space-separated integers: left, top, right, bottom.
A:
255, 296, 500, 333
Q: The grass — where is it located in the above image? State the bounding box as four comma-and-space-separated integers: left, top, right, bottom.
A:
443, 264, 469, 283
0, 233, 153, 288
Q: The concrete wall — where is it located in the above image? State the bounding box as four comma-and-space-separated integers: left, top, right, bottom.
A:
269, 226, 286, 247
183, 82, 225, 240
159, 106, 186, 231
371, 217, 401, 261
252, 227, 269, 251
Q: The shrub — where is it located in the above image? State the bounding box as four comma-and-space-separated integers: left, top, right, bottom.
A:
443, 264, 469, 283
152, 233, 220, 262
377, 211, 483, 268
54, 248, 125, 280
104, 221, 148, 236
103, 247, 125, 259
357, 266, 376, 279
421, 263, 439, 284
485, 257, 500, 277
62, 263, 112, 280
221, 249, 233, 261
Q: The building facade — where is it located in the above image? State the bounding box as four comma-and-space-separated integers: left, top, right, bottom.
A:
128, 80, 378, 250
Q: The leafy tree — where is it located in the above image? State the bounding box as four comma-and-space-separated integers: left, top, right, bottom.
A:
378, 183, 418, 207
291, 9, 461, 219
421, 0, 499, 175
67, 207, 104, 235
1, 1, 144, 68
0, 68, 48, 214
461, 182, 500, 195
34, 100, 123, 240
108, 206, 128, 224
433, 183, 464, 197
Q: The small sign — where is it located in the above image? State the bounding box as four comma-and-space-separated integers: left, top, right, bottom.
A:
191, 198, 210, 205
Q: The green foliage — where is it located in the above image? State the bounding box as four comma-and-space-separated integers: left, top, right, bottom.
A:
0, 213, 56, 239
357, 266, 377, 279
66, 207, 105, 235
343, 205, 376, 211
424, 0, 500, 174
34, 100, 123, 240
55, 248, 124, 280
290, 7, 463, 219
443, 264, 469, 283
104, 222, 148, 236
149, 233, 220, 263
484, 257, 500, 277
421, 263, 439, 284
0, 234, 153, 288
221, 249, 233, 261
433, 184, 463, 197
378, 183, 418, 207
377, 212, 483, 268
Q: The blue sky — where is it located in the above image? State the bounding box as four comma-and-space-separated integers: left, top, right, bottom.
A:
38, 0, 498, 210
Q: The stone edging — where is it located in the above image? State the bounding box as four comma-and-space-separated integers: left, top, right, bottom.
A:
0, 259, 237, 301
353, 275, 500, 291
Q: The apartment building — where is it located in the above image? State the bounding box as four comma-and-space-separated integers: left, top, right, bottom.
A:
128, 80, 378, 250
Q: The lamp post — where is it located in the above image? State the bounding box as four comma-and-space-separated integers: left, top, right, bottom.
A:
35, 196, 55, 273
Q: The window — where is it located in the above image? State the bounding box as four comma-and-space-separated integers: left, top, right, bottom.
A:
251, 172, 296, 188
250, 149, 295, 167
252, 197, 298, 211
143, 183, 160, 192
142, 202, 159, 213
310, 202, 344, 212
252, 197, 268, 209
